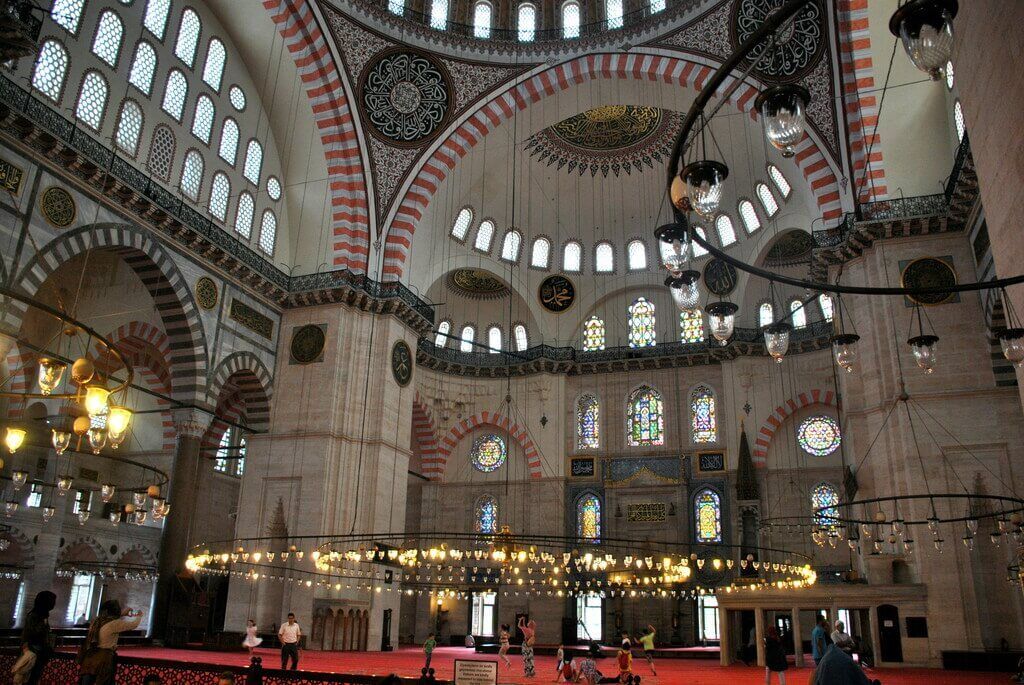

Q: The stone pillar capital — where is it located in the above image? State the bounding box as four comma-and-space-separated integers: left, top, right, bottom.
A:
172, 408, 213, 439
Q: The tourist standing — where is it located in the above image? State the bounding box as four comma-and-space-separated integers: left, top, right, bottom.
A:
810, 617, 828, 666
518, 617, 537, 677
20, 591, 56, 685
423, 633, 436, 670
497, 624, 512, 668
553, 644, 564, 681
638, 625, 657, 676
242, 620, 263, 656
278, 613, 301, 670
77, 601, 143, 685
764, 626, 788, 685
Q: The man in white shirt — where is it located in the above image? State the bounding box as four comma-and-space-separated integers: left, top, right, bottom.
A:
278, 613, 301, 670
831, 620, 855, 653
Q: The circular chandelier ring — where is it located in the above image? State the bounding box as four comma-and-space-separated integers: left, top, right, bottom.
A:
0, 446, 169, 494
816, 493, 1024, 527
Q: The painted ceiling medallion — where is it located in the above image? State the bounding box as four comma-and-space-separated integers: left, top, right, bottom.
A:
901, 257, 957, 306
447, 269, 509, 299
538, 275, 576, 313
733, 0, 824, 82
391, 340, 413, 386
361, 50, 451, 145
765, 230, 816, 266
524, 106, 682, 177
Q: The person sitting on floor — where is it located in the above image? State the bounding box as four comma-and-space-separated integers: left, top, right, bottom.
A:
810, 644, 880, 685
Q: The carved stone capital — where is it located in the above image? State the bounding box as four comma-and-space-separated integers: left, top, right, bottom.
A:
172, 408, 213, 439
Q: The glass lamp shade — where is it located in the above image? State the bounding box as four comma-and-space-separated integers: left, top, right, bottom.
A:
705, 301, 739, 345
106, 406, 132, 439
680, 161, 729, 218
908, 334, 940, 373
11, 470, 28, 490
108, 430, 126, 450
83, 385, 110, 418
666, 271, 702, 312
755, 85, 810, 158
51, 429, 72, 455
669, 174, 690, 212
109, 510, 121, 526
889, 0, 958, 80
57, 475, 73, 494
5, 500, 18, 516
998, 328, 1024, 365
654, 222, 691, 275
831, 333, 860, 373
100, 483, 116, 502
133, 491, 147, 507
763, 322, 793, 363
87, 427, 106, 454
78, 509, 90, 525
135, 509, 148, 525
37, 358, 67, 395
4, 426, 27, 454
42, 506, 55, 522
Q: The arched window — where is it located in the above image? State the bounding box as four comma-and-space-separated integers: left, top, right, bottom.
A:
237, 436, 247, 476
219, 118, 239, 165
811, 483, 839, 527
229, 86, 245, 111
577, 494, 601, 541
595, 242, 614, 272
627, 386, 664, 446
75, 71, 108, 131
945, 60, 954, 90
234, 191, 253, 237
518, 4, 536, 42
789, 299, 806, 328
214, 429, 231, 472
819, 294, 834, 322
562, 1, 581, 39
434, 320, 451, 347
430, 0, 448, 30
244, 140, 263, 185
470, 434, 506, 472
606, 0, 623, 29
202, 38, 226, 91
179, 150, 204, 201
174, 8, 201, 67
576, 394, 599, 449
756, 183, 779, 217
208, 172, 230, 221
650, 0, 666, 12
475, 495, 498, 534
797, 416, 841, 457
114, 100, 143, 157
759, 302, 774, 328
128, 41, 157, 95
738, 200, 761, 233
388, 0, 404, 15
514, 324, 528, 351
692, 226, 709, 257
628, 297, 656, 348
162, 69, 188, 121
530, 237, 551, 268
91, 11, 124, 67
258, 210, 276, 255
32, 40, 69, 103
691, 385, 717, 443
694, 489, 722, 542
52, 0, 85, 34
147, 124, 175, 180
583, 317, 604, 351
954, 100, 965, 142
563, 241, 582, 272
715, 215, 737, 246
473, 2, 492, 38
144, 0, 171, 40
460, 325, 475, 353
450, 207, 473, 240
267, 177, 282, 201
191, 94, 215, 144
474, 219, 495, 251
768, 165, 791, 199
487, 326, 502, 353
627, 240, 647, 270
680, 310, 704, 343
500, 230, 522, 262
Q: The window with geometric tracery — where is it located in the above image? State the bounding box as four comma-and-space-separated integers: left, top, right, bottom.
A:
819, 294, 834, 322
202, 38, 226, 91
691, 385, 716, 443
475, 495, 498, 534
811, 482, 839, 527
954, 100, 965, 142
430, 0, 448, 30
627, 240, 647, 270
234, 191, 253, 238
768, 165, 791, 199
258, 210, 276, 255
628, 297, 656, 348
500, 230, 522, 262
52, 0, 85, 34
606, 0, 623, 29
487, 326, 501, 354
180, 150, 204, 201
759, 302, 774, 328
434, 320, 451, 347
114, 100, 143, 156
531, 237, 551, 268
162, 69, 188, 121
680, 310, 704, 344
583, 316, 605, 351
797, 416, 841, 457
128, 41, 157, 95
91, 10, 124, 67
75, 71, 108, 131
474, 219, 495, 252
388, 0, 404, 14
451, 207, 473, 240
208, 172, 230, 221
789, 299, 806, 328
627, 385, 664, 446
243, 139, 263, 185
692, 226, 709, 257
192, 94, 215, 144
219, 118, 239, 165
756, 183, 779, 217
513, 324, 528, 352
595, 242, 614, 272
576, 394, 599, 449
563, 241, 582, 272
577, 494, 601, 541
236, 436, 246, 476
460, 325, 475, 353
32, 40, 69, 103
650, 0, 666, 12
716, 215, 737, 246
174, 8, 201, 67
144, 0, 171, 40
518, 3, 536, 42
214, 429, 231, 473
473, 2, 491, 38
694, 488, 722, 543
147, 124, 175, 180
471, 434, 506, 473
562, 1, 581, 38
739, 200, 761, 233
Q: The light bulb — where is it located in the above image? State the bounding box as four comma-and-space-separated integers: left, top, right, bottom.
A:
681, 160, 729, 218
4, 500, 17, 516
831, 333, 860, 373
755, 85, 810, 158
78, 509, 90, 525
37, 358, 67, 395
109, 510, 121, 526
51, 429, 72, 455
4, 426, 27, 454
908, 335, 939, 373
133, 491, 147, 507
889, 0, 957, 80
84, 385, 111, 417
764, 322, 792, 363
135, 509, 147, 525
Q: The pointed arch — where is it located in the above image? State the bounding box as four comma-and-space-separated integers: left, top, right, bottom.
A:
576, 491, 601, 541
432, 411, 543, 481
206, 351, 274, 429
752, 388, 838, 467
412, 391, 439, 476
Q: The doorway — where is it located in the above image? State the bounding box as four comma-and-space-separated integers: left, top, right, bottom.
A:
877, 604, 903, 663
381, 609, 392, 651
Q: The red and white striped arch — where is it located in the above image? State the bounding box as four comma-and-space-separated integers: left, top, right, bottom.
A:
383, 52, 844, 279
752, 388, 838, 467
412, 392, 439, 477
263, 0, 371, 273
431, 410, 544, 481
3, 344, 34, 420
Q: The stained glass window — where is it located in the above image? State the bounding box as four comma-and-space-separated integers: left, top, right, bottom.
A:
577, 394, 599, 449
562, 1, 581, 38
470, 434, 506, 472
500, 230, 522, 262
259, 210, 276, 255
627, 386, 664, 446
75, 71, 108, 131
473, 2, 491, 38
627, 240, 647, 270
716, 215, 737, 246
487, 326, 501, 354
128, 41, 157, 95
475, 495, 498, 533
234, 191, 253, 238
51, 0, 85, 34
819, 294, 834, 322
694, 489, 722, 543
759, 302, 774, 328
451, 207, 473, 240
595, 242, 614, 272
518, 3, 536, 42
91, 11, 124, 67
756, 183, 779, 217
114, 100, 143, 156
790, 299, 806, 328
531, 237, 551, 268
680, 310, 704, 343
797, 416, 841, 457
202, 38, 226, 91
628, 297, 656, 348
811, 483, 839, 527
174, 8, 201, 67
768, 165, 792, 199
514, 324, 528, 351
583, 317, 605, 351
577, 494, 601, 541
434, 320, 451, 347
739, 200, 761, 233
563, 241, 582, 272
32, 40, 68, 103
691, 385, 716, 443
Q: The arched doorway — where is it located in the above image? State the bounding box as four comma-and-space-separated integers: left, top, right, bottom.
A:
877, 604, 903, 663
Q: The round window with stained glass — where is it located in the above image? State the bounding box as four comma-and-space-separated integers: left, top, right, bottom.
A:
470, 434, 506, 472
796, 416, 841, 457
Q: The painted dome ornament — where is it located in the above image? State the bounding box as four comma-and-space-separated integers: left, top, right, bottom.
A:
680, 161, 728, 218
890, 0, 958, 80
755, 85, 810, 158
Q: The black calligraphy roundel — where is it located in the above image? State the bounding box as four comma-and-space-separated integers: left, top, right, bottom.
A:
538, 275, 576, 313
391, 340, 413, 386
361, 49, 452, 146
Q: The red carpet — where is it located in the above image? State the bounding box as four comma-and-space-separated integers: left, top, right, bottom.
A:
111, 645, 1002, 684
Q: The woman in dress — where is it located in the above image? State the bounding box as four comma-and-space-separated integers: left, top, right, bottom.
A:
497, 624, 512, 669
242, 620, 263, 656
764, 626, 788, 685
518, 617, 537, 678
76, 601, 143, 685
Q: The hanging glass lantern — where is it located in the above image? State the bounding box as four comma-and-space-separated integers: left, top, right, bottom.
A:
51, 428, 72, 455
78, 509, 90, 525
133, 491, 147, 508
57, 475, 73, 494
42, 506, 55, 522
903, 538, 914, 554
997, 328, 1024, 366
37, 358, 67, 395
83, 385, 110, 418
5, 500, 18, 516
109, 509, 121, 526
654, 222, 691, 275
763, 322, 793, 363
755, 85, 810, 158
705, 301, 739, 345
11, 470, 28, 490
927, 515, 940, 534
666, 271, 702, 312
889, 0, 958, 80
961, 535, 974, 550
87, 427, 106, 454
908, 334, 939, 373
135, 509, 148, 525
106, 406, 132, 441
101, 483, 116, 502
831, 333, 860, 373
4, 426, 27, 454
680, 161, 728, 218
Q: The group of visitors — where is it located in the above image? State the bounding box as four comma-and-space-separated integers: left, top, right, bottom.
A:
764, 616, 880, 685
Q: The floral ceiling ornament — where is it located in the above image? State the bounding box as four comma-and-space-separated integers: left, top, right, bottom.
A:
361, 50, 452, 145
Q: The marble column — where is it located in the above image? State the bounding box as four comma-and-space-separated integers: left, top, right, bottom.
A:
151, 408, 211, 641
754, 607, 765, 667
791, 607, 804, 667
718, 605, 730, 666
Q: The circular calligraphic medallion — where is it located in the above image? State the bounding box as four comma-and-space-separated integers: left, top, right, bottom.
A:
291, 325, 326, 364
40, 187, 76, 227
361, 50, 451, 145
195, 277, 218, 310
391, 340, 413, 386
901, 257, 956, 306
703, 259, 738, 296
538, 275, 576, 313
733, 0, 825, 83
